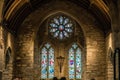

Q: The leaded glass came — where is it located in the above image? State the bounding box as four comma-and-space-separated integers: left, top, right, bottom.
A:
41, 43, 54, 79
69, 43, 82, 79
49, 16, 74, 40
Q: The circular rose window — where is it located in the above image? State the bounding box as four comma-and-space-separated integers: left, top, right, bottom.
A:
49, 16, 74, 40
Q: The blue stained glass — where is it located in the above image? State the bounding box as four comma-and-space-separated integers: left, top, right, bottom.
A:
68, 43, 82, 79
63, 31, 69, 37
76, 48, 81, 79
49, 16, 73, 40
54, 18, 59, 25
64, 18, 69, 25
60, 16, 63, 24
41, 47, 47, 54
69, 48, 74, 54
65, 28, 72, 32
49, 48, 54, 54
59, 32, 63, 39
54, 31, 59, 37
65, 23, 72, 28
41, 47, 47, 79
50, 28, 57, 32
69, 48, 75, 79
41, 43, 54, 79
45, 43, 51, 49
48, 48, 54, 78
50, 23, 57, 28
72, 43, 78, 49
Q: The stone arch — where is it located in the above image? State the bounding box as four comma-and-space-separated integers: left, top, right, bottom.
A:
16, 1, 110, 79
33, 10, 86, 79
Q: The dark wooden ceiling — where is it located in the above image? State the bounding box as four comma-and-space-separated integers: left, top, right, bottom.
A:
2, 0, 111, 35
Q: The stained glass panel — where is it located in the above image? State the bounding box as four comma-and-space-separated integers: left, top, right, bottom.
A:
49, 15, 74, 40
76, 48, 81, 79
64, 18, 69, 25
41, 43, 54, 79
48, 48, 54, 78
68, 43, 82, 79
69, 48, 75, 79
41, 47, 47, 79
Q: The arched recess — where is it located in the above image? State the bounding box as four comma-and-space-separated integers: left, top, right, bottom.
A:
5, 47, 11, 69
34, 12, 86, 80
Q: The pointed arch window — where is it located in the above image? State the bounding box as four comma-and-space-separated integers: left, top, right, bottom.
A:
49, 15, 74, 40
68, 43, 82, 79
41, 43, 54, 79
5, 47, 11, 69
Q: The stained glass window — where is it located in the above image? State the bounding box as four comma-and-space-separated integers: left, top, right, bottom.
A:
41, 43, 54, 79
49, 15, 74, 40
69, 43, 82, 79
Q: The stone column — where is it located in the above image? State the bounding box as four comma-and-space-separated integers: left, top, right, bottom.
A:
0, 0, 4, 80
0, 0, 4, 22
0, 27, 4, 70
14, 23, 34, 80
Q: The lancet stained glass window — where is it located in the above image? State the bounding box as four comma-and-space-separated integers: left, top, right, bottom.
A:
41, 43, 54, 79
49, 15, 74, 40
69, 43, 82, 79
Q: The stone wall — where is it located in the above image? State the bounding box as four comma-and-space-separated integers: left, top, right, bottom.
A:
0, 27, 15, 80
105, 33, 114, 80
0, 27, 4, 80
0, 0, 4, 74
84, 25, 106, 80
13, 22, 34, 80
2, 31, 15, 80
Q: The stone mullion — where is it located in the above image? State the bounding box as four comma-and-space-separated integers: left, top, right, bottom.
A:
110, 1, 119, 49
118, 0, 120, 48
0, 0, 4, 72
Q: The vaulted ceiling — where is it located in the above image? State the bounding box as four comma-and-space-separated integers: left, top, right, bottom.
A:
2, 0, 111, 35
